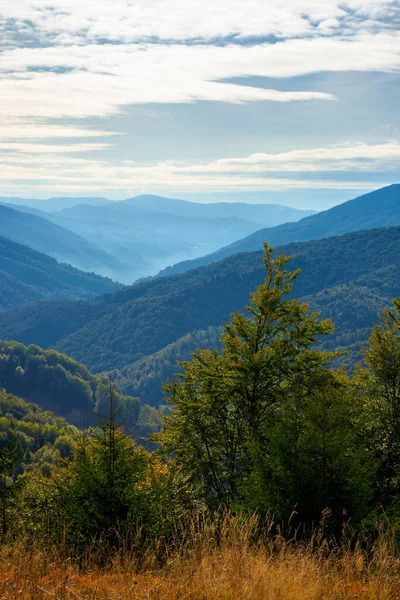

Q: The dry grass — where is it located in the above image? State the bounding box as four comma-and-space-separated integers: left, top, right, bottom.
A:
1, 518, 400, 599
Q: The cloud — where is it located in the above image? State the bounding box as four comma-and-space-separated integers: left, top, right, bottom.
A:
1, 32, 400, 121
1, 0, 399, 46
0, 0, 399, 197
0, 142, 112, 153
0, 121, 120, 141
0, 141, 398, 194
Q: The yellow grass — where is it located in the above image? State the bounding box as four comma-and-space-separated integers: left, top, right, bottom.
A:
1, 519, 400, 599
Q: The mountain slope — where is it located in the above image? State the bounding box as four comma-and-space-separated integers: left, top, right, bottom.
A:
2, 195, 316, 283
0, 226, 399, 379
0, 339, 143, 427
158, 184, 400, 277
0, 235, 121, 311
0, 205, 130, 280
49, 202, 265, 279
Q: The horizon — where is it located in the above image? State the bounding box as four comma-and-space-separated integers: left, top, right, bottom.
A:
2, 183, 399, 212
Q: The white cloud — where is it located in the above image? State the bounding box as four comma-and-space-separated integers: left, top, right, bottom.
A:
1, 32, 399, 121
1, 0, 398, 45
0, 0, 399, 194
0, 142, 112, 153
0, 141, 398, 194
0, 121, 120, 141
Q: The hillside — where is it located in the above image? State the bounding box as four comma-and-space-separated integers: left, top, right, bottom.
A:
49, 202, 259, 281
158, 184, 400, 277
2, 195, 315, 283
110, 326, 223, 404
0, 226, 399, 391
0, 388, 75, 475
0, 340, 144, 428
0, 205, 130, 281
0, 235, 121, 311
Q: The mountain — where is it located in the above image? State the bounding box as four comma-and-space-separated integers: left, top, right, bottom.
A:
0, 226, 398, 394
0, 235, 121, 311
122, 194, 317, 223
158, 184, 400, 277
2, 195, 315, 283
1, 196, 113, 212
0, 205, 130, 281
47, 202, 267, 280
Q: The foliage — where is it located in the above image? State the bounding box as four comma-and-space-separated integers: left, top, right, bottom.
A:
0, 389, 75, 475
354, 299, 400, 507
0, 340, 143, 429
2, 237, 400, 558
111, 326, 223, 406
11, 386, 196, 554
160, 245, 372, 527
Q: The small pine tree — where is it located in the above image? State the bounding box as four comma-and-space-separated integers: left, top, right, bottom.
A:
62, 381, 148, 552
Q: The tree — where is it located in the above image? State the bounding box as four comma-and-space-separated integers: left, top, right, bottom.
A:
62, 381, 148, 552
161, 244, 368, 525
0, 436, 21, 534
356, 298, 400, 505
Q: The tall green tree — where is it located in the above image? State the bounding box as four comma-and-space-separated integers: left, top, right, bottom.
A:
161, 244, 370, 525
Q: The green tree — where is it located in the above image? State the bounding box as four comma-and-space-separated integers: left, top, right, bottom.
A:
161, 244, 369, 525
0, 436, 21, 534
62, 382, 148, 552
356, 298, 400, 505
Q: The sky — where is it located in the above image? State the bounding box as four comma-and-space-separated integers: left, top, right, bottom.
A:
1, 0, 400, 209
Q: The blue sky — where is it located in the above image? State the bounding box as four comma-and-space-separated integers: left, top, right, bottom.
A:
0, 1, 399, 209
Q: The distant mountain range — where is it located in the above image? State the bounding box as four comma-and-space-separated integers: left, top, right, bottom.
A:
158, 184, 400, 277
0, 235, 121, 311
0, 225, 399, 409
2, 196, 113, 212
0, 205, 130, 281
0, 195, 316, 283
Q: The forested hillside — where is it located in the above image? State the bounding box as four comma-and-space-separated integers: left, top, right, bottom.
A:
159, 184, 400, 276
110, 326, 223, 404
0, 389, 75, 475
0, 341, 159, 434
0, 226, 399, 387
0, 236, 120, 311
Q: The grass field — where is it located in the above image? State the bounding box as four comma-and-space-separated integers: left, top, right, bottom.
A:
1, 518, 400, 599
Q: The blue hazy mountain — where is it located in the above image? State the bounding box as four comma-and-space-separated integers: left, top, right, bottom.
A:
0, 235, 121, 311
121, 194, 316, 223
157, 184, 400, 277
1, 195, 316, 282
0, 205, 131, 281
2, 196, 113, 212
